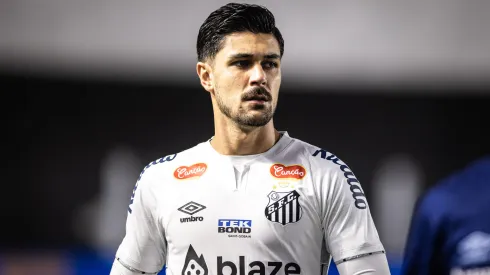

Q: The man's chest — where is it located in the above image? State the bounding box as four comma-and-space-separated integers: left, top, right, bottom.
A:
156, 162, 323, 252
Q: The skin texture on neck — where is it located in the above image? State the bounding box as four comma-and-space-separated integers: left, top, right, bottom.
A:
210, 110, 281, 155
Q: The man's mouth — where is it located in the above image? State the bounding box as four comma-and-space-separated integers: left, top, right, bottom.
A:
244, 95, 269, 102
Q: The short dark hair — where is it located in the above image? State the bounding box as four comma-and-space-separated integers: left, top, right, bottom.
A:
197, 3, 284, 63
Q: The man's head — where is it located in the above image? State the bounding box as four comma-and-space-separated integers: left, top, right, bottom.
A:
196, 3, 284, 129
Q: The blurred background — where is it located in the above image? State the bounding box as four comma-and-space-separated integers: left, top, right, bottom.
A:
2, 0, 490, 274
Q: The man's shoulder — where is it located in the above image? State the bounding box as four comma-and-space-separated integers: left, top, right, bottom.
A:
136, 141, 209, 183
286, 135, 352, 173
288, 135, 367, 206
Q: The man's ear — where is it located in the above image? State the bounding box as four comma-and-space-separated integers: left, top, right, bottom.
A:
196, 61, 214, 93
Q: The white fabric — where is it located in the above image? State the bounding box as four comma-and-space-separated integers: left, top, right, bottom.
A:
112, 132, 385, 275
336, 252, 391, 275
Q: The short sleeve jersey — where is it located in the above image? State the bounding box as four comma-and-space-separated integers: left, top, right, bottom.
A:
115, 132, 385, 275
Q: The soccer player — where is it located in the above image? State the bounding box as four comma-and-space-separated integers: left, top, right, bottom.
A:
110, 3, 390, 275
401, 156, 490, 275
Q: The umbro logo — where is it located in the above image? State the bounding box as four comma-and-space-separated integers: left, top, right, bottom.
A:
178, 201, 206, 223
178, 201, 206, 215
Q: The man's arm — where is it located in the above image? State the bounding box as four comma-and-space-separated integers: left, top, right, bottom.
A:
110, 166, 167, 275
110, 258, 160, 275
336, 253, 390, 275
313, 150, 390, 274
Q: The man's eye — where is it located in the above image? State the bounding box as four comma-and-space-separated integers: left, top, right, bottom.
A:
263, 61, 278, 69
233, 60, 250, 68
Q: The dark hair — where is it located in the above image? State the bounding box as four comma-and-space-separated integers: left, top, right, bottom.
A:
197, 3, 284, 62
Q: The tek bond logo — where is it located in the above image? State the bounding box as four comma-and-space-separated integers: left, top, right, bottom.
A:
218, 219, 252, 238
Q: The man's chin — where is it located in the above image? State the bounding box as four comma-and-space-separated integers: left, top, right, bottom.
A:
234, 113, 273, 128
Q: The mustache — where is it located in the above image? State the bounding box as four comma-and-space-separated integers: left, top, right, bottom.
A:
242, 87, 272, 101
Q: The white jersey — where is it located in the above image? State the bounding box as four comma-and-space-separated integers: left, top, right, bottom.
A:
115, 132, 385, 275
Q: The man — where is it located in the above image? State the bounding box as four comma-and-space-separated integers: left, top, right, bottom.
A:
401, 156, 490, 275
110, 3, 390, 275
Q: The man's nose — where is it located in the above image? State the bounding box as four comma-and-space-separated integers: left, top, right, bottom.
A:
249, 64, 267, 86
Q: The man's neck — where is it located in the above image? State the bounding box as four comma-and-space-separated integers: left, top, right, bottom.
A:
211, 120, 280, 156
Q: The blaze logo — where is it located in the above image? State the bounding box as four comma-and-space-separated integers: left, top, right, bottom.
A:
174, 163, 207, 180
270, 164, 306, 180
181, 245, 302, 275
182, 245, 208, 275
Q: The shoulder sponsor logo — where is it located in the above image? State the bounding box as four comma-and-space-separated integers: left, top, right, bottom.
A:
128, 153, 177, 214
265, 190, 302, 226
270, 164, 306, 180
174, 163, 207, 180
178, 201, 206, 223
312, 149, 367, 209
182, 245, 301, 275
138, 153, 178, 182
218, 219, 252, 238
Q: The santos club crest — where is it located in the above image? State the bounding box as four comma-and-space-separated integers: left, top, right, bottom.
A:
265, 190, 303, 225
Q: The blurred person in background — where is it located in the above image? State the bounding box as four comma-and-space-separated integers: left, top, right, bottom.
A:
401, 155, 490, 275
110, 3, 390, 275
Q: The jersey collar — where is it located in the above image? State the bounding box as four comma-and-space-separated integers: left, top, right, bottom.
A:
203, 131, 293, 161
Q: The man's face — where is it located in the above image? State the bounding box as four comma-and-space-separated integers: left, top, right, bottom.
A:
210, 32, 282, 128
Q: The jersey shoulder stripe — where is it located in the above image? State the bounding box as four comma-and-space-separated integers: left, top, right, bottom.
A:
291, 137, 368, 210
289, 137, 353, 173
137, 153, 178, 182
127, 143, 207, 214
136, 142, 208, 183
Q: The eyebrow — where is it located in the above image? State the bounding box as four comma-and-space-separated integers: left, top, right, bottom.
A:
228, 53, 281, 60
